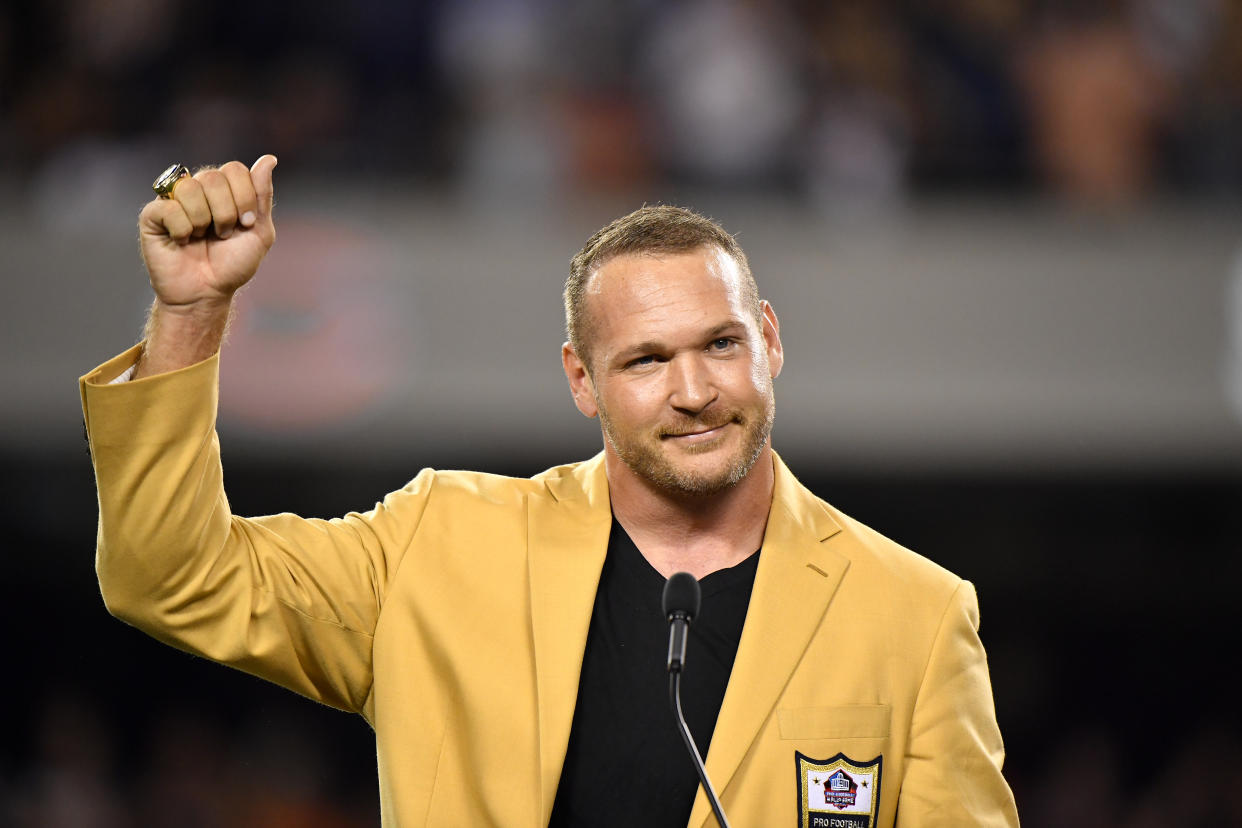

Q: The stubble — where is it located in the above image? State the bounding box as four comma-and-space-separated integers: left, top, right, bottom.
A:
598, 396, 775, 497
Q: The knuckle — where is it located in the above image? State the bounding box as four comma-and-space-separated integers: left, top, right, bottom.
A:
174, 176, 202, 199
196, 168, 225, 187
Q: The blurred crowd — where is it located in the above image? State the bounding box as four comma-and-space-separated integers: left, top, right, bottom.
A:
2, 0, 1241, 209
4, 688, 1242, 827
3, 690, 376, 828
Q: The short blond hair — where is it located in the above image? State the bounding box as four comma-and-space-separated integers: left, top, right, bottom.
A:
565, 205, 759, 370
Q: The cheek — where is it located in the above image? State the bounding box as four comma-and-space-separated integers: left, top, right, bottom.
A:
600, 380, 662, 422
746, 352, 772, 393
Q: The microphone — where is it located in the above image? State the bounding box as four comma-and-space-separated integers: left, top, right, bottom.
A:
663, 573, 732, 828
664, 571, 699, 673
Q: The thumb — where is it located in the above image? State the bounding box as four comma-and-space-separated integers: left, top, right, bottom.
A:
250, 154, 278, 220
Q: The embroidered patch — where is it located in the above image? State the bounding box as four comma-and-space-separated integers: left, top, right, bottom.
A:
795, 751, 882, 828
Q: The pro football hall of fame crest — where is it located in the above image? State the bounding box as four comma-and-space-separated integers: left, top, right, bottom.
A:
795, 751, 882, 828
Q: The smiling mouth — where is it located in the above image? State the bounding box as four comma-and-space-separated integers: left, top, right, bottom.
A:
660, 421, 735, 440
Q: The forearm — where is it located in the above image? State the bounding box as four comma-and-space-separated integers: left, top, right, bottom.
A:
134, 297, 233, 378
83, 350, 388, 711
88, 351, 232, 620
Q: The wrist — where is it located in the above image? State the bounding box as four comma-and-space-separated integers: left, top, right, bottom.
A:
135, 297, 234, 379
152, 294, 234, 320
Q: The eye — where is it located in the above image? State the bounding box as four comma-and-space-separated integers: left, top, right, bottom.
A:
709, 338, 734, 351
627, 354, 657, 368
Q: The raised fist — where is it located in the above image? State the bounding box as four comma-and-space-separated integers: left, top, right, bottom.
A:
138, 155, 278, 310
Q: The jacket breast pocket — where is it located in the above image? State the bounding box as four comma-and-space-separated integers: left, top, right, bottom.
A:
777, 704, 891, 740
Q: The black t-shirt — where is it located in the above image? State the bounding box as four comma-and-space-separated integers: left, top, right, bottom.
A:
548, 520, 759, 827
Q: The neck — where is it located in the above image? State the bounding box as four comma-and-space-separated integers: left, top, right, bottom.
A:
604, 445, 776, 580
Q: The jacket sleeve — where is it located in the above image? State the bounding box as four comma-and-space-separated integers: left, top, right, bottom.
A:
81, 346, 430, 714
897, 580, 1021, 826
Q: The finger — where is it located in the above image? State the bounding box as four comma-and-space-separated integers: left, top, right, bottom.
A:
196, 168, 238, 239
219, 160, 258, 230
140, 198, 193, 244
171, 176, 212, 238
249, 154, 278, 224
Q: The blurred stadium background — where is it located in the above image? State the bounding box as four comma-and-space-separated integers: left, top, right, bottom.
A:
3, 0, 1242, 825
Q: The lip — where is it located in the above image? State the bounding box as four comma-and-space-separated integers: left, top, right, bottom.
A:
662, 423, 729, 442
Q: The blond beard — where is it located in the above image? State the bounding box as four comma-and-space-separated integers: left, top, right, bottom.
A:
598, 398, 774, 497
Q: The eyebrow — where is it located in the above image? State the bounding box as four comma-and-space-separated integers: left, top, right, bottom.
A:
612, 319, 749, 364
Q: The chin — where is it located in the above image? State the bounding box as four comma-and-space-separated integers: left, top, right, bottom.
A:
647, 448, 760, 497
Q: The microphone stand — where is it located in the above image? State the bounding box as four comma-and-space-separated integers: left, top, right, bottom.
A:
669, 670, 732, 828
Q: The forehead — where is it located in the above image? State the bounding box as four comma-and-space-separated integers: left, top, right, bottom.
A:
584, 246, 751, 347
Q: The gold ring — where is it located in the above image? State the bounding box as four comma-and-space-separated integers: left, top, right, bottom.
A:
152, 163, 190, 199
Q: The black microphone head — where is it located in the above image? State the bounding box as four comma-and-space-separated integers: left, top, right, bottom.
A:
663, 572, 701, 622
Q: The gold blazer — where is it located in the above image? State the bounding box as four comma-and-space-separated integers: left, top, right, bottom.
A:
82, 346, 1019, 827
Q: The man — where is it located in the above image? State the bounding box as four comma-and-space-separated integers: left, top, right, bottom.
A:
81, 156, 1019, 827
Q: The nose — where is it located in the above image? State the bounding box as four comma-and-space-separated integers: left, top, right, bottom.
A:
667, 353, 717, 414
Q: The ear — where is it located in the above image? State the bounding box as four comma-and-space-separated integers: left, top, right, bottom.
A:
760, 300, 784, 379
562, 342, 599, 418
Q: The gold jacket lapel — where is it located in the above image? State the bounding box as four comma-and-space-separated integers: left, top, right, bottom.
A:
526, 454, 612, 825
690, 454, 848, 828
